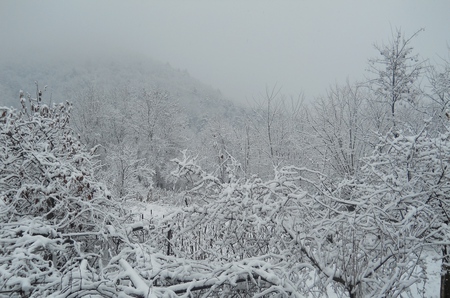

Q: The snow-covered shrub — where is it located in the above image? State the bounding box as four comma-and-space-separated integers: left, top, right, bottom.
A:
164, 148, 441, 297
0, 94, 123, 296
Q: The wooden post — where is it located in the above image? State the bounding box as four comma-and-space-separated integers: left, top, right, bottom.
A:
167, 228, 173, 255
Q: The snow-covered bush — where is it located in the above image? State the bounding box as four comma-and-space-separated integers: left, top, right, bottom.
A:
164, 148, 441, 297
0, 94, 123, 296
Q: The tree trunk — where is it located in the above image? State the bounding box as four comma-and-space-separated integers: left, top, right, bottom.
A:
348, 287, 357, 298
442, 246, 450, 298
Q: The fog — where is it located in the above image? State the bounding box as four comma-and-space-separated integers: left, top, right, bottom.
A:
1, 0, 449, 103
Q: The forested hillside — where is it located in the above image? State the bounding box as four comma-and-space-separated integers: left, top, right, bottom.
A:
1, 29, 450, 297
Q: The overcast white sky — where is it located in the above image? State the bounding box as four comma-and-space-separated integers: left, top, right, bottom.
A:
1, 0, 449, 103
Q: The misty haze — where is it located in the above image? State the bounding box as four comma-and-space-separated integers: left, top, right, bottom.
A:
1, 1, 450, 297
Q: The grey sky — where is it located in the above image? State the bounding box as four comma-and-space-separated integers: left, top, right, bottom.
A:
1, 0, 449, 103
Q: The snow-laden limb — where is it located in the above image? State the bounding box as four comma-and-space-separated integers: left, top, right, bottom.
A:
99, 242, 308, 298
0, 216, 63, 297
52, 236, 309, 297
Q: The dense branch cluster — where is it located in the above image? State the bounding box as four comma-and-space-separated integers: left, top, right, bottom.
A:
0, 97, 123, 296
167, 146, 449, 297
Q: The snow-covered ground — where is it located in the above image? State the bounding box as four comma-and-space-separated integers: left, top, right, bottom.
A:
124, 200, 177, 221
411, 252, 441, 298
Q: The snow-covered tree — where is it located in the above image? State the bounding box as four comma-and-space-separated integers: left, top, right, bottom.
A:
72, 85, 186, 195
368, 28, 425, 128
426, 50, 450, 134
358, 121, 450, 296
246, 86, 306, 178
307, 82, 371, 181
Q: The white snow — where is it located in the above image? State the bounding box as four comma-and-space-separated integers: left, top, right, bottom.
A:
124, 200, 176, 221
